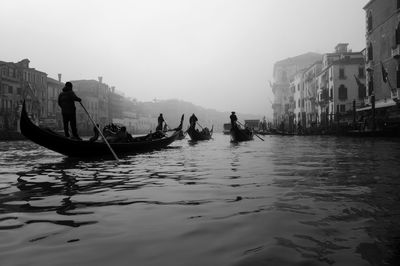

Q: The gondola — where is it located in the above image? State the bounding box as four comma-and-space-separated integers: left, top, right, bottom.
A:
230, 125, 253, 142
187, 125, 213, 141
20, 101, 183, 158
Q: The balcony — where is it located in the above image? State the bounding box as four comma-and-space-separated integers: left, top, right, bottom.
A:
392, 45, 400, 59
366, 60, 374, 72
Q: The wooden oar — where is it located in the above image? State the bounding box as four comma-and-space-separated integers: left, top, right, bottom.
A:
80, 102, 120, 161
237, 121, 264, 141
196, 121, 204, 130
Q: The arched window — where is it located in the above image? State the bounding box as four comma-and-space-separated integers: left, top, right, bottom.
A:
398, 0, 400, 9
367, 42, 373, 61
396, 22, 400, 45
338, 85, 347, 100
367, 11, 373, 32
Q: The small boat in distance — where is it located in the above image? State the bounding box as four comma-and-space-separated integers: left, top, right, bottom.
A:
230, 125, 253, 142
187, 125, 213, 141
223, 123, 231, 135
20, 101, 183, 158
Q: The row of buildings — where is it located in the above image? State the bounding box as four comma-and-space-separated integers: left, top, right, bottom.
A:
271, 0, 400, 133
0, 59, 155, 137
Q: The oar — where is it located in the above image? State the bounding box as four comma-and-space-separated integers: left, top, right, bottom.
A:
237, 121, 264, 141
80, 102, 120, 161
196, 121, 204, 130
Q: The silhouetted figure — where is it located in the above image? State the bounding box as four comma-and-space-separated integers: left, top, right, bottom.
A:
156, 113, 165, 131
230, 111, 238, 128
189, 113, 198, 128
58, 82, 81, 139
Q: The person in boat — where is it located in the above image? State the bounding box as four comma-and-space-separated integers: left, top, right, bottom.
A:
189, 113, 198, 129
156, 113, 165, 131
105, 126, 134, 143
202, 127, 210, 135
89, 124, 100, 142
230, 111, 238, 128
58, 81, 82, 140
163, 123, 168, 132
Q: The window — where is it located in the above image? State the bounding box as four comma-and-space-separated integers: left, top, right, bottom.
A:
9, 68, 14, 78
358, 67, 365, 78
367, 43, 373, 61
367, 11, 373, 32
340, 104, 346, 113
358, 83, 366, 99
396, 22, 400, 45
398, 0, 400, 9
17, 87, 22, 95
339, 68, 345, 79
329, 88, 333, 99
338, 85, 347, 100
8, 86, 13, 94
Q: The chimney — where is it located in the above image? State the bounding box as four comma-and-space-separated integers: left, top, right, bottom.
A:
58, 73, 62, 82
111, 86, 115, 93
98, 76, 103, 84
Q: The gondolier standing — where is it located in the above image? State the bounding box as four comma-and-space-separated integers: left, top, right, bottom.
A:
189, 113, 198, 128
156, 113, 165, 131
230, 111, 238, 128
58, 81, 82, 140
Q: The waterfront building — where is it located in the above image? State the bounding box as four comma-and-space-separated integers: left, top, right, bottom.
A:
47, 74, 64, 129
271, 52, 322, 128
292, 70, 305, 130
71, 78, 112, 134
303, 61, 322, 128
316, 44, 365, 126
0, 59, 48, 131
363, 0, 400, 128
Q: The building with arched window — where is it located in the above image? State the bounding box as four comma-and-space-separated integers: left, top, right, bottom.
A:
364, 0, 400, 103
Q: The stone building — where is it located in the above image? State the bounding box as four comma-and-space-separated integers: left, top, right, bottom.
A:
271, 52, 322, 128
364, 0, 400, 103
71, 77, 112, 135
47, 74, 64, 129
316, 44, 365, 126
0, 59, 48, 131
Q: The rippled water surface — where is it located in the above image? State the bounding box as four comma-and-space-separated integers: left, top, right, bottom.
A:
1, 134, 400, 266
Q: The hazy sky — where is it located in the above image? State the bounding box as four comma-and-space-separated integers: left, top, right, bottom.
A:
1, 0, 367, 116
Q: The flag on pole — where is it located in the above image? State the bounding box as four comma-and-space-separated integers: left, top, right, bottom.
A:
381, 62, 388, 83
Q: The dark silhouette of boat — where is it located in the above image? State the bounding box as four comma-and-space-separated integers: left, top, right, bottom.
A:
187, 125, 213, 141
20, 102, 183, 158
230, 126, 253, 142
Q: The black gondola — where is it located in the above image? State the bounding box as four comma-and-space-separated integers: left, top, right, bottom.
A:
187, 125, 213, 141
20, 102, 183, 158
230, 125, 253, 142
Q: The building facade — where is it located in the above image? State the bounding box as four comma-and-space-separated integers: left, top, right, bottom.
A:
0, 59, 49, 131
271, 52, 323, 129
364, 0, 400, 103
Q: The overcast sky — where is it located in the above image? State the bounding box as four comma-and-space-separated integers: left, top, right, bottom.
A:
1, 0, 367, 116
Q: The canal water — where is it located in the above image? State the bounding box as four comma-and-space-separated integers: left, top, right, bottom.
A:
0, 134, 400, 266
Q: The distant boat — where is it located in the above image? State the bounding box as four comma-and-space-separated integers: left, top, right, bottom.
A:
223, 123, 231, 135
230, 126, 253, 142
20, 101, 183, 158
187, 125, 213, 141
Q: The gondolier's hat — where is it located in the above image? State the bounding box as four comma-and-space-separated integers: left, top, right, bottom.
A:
231, 111, 235, 114
65, 82, 73, 88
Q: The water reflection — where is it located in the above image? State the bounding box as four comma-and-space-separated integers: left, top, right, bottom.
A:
1, 136, 400, 265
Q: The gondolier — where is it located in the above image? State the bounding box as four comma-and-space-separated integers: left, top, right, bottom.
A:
189, 113, 198, 128
58, 82, 82, 139
230, 111, 238, 128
